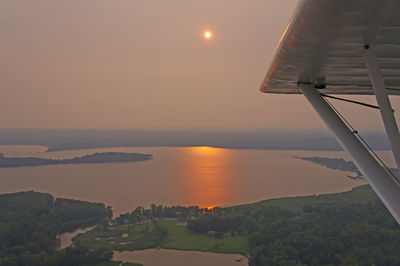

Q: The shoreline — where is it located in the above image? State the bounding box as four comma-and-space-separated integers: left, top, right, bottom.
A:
0, 151, 152, 168
0, 144, 370, 217
62, 184, 370, 250
57, 226, 96, 250
230, 183, 368, 210
3, 143, 390, 154
113, 248, 249, 266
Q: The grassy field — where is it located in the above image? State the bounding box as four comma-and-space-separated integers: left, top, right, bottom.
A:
161, 220, 249, 254
74, 184, 377, 259
233, 184, 377, 212
74, 222, 163, 251
74, 219, 249, 255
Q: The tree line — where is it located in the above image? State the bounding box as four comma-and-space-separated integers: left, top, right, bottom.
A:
113, 204, 227, 226
0, 191, 113, 266
186, 197, 400, 266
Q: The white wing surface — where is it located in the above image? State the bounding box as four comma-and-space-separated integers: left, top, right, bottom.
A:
261, 0, 400, 95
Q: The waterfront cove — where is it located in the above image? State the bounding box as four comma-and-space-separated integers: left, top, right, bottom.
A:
114, 249, 248, 266
0, 145, 375, 215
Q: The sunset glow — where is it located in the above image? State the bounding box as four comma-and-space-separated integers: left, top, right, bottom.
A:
193, 146, 215, 152
204, 31, 212, 39
182, 146, 233, 208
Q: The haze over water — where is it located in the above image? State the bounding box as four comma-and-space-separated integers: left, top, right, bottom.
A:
0, 145, 371, 215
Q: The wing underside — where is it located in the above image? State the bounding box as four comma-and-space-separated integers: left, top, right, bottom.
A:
261, 0, 400, 95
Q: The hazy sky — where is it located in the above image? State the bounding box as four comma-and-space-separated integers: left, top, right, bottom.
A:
1, 0, 398, 132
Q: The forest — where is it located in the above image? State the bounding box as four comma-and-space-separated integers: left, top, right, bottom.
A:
0, 152, 152, 168
3, 186, 400, 266
187, 186, 400, 266
0, 191, 114, 266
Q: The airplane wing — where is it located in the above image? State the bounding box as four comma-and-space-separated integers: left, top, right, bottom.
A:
259, 0, 400, 224
261, 0, 400, 95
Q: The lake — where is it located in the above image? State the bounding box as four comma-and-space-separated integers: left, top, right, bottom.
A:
114, 249, 248, 266
0, 145, 381, 215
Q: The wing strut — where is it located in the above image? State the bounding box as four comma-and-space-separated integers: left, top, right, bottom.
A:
363, 45, 400, 169
298, 83, 400, 224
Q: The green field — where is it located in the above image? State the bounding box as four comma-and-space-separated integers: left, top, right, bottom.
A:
233, 184, 377, 212
74, 184, 377, 258
74, 222, 164, 251
161, 220, 249, 254
74, 219, 249, 255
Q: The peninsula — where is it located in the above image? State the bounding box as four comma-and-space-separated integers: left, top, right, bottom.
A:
295, 156, 398, 180
295, 156, 365, 179
0, 152, 152, 168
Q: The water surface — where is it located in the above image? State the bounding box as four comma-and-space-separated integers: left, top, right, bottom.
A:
58, 226, 95, 250
113, 249, 248, 266
0, 145, 375, 215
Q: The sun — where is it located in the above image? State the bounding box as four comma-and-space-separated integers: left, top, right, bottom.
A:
203, 31, 213, 40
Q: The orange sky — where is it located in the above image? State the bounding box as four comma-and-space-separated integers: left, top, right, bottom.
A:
0, 0, 397, 132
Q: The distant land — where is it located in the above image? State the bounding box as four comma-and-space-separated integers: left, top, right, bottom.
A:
295, 156, 399, 180
0, 129, 390, 152
0, 152, 152, 168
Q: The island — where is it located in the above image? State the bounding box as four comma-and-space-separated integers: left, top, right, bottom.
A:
0, 152, 152, 168
294, 156, 399, 180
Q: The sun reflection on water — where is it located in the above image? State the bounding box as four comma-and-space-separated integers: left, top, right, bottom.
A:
181, 146, 234, 208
